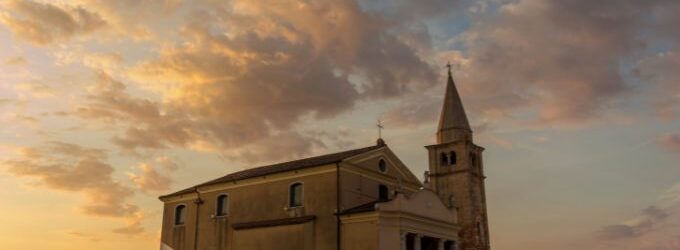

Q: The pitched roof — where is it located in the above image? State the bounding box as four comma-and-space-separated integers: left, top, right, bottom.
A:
160, 144, 385, 199
438, 70, 470, 132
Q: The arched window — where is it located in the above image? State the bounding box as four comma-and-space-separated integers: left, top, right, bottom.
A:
448, 195, 455, 207
289, 183, 303, 207
378, 159, 387, 173
378, 184, 389, 201
450, 151, 457, 165
174, 205, 186, 226
440, 153, 449, 165
216, 194, 229, 216
470, 153, 477, 167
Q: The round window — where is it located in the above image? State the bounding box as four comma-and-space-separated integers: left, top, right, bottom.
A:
378, 159, 387, 173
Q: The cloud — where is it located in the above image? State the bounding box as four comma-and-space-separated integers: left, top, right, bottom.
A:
595, 182, 680, 249
653, 2, 680, 44
4, 56, 27, 66
599, 225, 636, 240
82, 52, 122, 73
14, 81, 57, 98
0, 98, 11, 106
659, 182, 680, 208
598, 206, 669, 240
128, 157, 179, 194
391, 0, 463, 20
220, 131, 326, 164
1, 142, 143, 234
445, 0, 680, 127
51, 141, 107, 157
657, 134, 680, 154
71, 0, 439, 163
112, 212, 145, 236
0, 0, 106, 45
72, 0, 182, 40
67, 231, 102, 242
383, 94, 441, 129
75, 72, 200, 152
636, 51, 680, 121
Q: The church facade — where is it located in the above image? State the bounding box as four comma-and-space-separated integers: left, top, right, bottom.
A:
159, 69, 491, 250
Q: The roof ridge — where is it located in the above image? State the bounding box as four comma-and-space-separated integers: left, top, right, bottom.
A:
160, 144, 385, 199
226, 144, 383, 177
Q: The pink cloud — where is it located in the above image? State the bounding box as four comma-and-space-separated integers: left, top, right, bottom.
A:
657, 134, 680, 154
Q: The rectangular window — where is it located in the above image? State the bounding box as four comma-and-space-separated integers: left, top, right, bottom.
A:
216, 194, 229, 216
290, 183, 303, 207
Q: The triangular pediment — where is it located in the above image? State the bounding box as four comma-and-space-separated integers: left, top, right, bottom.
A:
379, 189, 457, 224
341, 145, 422, 187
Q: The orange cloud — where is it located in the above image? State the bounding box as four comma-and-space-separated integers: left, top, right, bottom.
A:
65, 0, 440, 163
67, 231, 102, 242
113, 211, 145, 236
4, 56, 27, 66
0, 98, 10, 106
14, 81, 57, 98
0, 0, 106, 45
2, 142, 143, 234
128, 157, 180, 194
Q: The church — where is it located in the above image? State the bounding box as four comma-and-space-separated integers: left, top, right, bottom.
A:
159, 68, 491, 250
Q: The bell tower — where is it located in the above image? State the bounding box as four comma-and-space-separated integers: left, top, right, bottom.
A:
426, 65, 490, 250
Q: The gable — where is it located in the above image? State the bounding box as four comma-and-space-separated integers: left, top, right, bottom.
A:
379, 189, 457, 224
342, 146, 422, 188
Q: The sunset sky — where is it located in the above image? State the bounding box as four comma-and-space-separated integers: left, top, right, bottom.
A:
0, 0, 678, 249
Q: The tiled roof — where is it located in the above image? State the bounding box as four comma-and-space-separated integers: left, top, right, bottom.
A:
160, 144, 384, 199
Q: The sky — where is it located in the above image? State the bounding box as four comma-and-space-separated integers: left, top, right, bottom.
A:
0, 0, 678, 249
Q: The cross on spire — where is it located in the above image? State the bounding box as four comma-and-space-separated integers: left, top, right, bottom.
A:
446, 61, 453, 76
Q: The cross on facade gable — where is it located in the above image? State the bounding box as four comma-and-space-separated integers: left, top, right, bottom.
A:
377, 119, 384, 139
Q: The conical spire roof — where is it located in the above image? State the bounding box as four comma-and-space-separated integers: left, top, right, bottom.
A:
438, 67, 470, 133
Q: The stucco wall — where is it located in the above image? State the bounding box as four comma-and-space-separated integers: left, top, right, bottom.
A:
161, 197, 197, 250
160, 164, 339, 250
341, 215, 378, 250
159, 148, 429, 250
232, 223, 314, 250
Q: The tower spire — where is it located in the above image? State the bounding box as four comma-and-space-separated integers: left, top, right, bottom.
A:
437, 62, 471, 143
